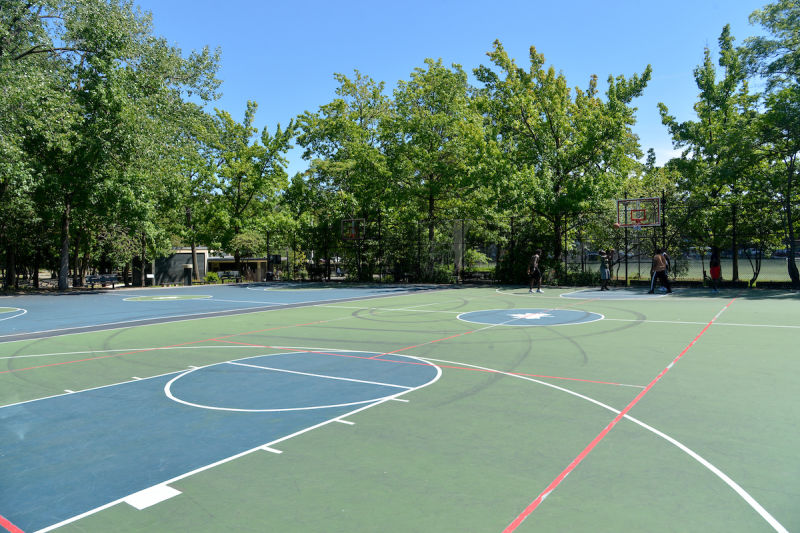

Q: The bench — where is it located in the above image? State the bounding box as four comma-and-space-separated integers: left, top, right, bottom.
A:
86, 274, 119, 289
219, 271, 241, 283
462, 270, 493, 282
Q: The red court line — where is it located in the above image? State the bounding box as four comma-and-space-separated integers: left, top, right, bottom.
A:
0, 319, 334, 375
211, 341, 637, 388
502, 297, 737, 532
367, 330, 477, 359
214, 340, 271, 347
0, 513, 25, 533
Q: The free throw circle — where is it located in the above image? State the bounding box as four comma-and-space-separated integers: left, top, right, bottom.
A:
457, 308, 602, 327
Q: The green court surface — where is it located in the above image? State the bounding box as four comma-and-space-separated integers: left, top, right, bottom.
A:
1, 286, 798, 532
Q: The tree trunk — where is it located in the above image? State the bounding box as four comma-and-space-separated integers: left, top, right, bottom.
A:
731, 203, 739, 282
266, 231, 271, 280
123, 261, 131, 287
140, 233, 147, 287
4, 245, 16, 289
33, 250, 40, 289
427, 192, 435, 278
71, 230, 81, 287
58, 199, 71, 291
323, 228, 331, 281
81, 248, 90, 283
786, 157, 799, 288
553, 212, 563, 268
186, 207, 199, 280
509, 216, 516, 283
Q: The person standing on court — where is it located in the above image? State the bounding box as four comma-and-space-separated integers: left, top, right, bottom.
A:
649, 248, 672, 294
658, 248, 672, 292
528, 249, 543, 293
709, 246, 721, 293
599, 249, 613, 291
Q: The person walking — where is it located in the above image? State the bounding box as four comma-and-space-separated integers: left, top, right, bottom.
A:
528, 249, 543, 293
709, 246, 721, 293
599, 249, 613, 291
658, 248, 672, 292
649, 248, 672, 294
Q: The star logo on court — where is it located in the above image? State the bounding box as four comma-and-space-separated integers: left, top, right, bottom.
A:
509, 312, 553, 320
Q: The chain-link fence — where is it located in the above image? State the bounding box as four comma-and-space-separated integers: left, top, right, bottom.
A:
299, 199, 798, 288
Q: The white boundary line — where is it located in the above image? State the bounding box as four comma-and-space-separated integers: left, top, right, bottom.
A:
2, 367, 191, 409
456, 308, 604, 327
8, 315, 787, 533
206, 299, 285, 305
247, 286, 332, 292
0, 347, 386, 410
0, 307, 26, 322
0, 287, 422, 343
559, 289, 667, 300
0, 344, 372, 363
603, 318, 800, 329
0, 309, 269, 340
416, 356, 788, 533
317, 304, 461, 314
122, 295, 212, 302
34, 350, 442, 533
494, 288, 564, 299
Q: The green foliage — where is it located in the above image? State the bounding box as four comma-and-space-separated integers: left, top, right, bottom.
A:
462, 248, 490, 274
744, 0, 800, 90
0, 0, 220, 289
208, 102, 294, 262
3, 3, 798, 290
204, 271, 220, 284
475, 40, 651, 263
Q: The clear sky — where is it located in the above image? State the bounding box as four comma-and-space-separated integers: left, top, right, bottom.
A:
133, 0, 768, 176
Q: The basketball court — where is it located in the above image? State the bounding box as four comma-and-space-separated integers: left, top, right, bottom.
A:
1, 282, 797, 532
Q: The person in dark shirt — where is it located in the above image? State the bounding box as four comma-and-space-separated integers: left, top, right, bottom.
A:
709, 246, 721, 293
649, 248, 672, 294
528, 249, 542, 294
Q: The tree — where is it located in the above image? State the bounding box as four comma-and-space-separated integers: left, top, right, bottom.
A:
745, 0, 800, 287
384, 58, 485, 278
475, 40, 651, 268
209, 101, 294, 275
166, 104, 218, 280
659, 25, 761, 281
296, 71, 391, 281
3, 0, 220, 290
744, 0, 800, 91
0, 1, 77, 288
759, 87, 800, 286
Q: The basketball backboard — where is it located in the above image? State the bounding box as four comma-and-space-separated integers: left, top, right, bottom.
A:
616, 198, 661, 227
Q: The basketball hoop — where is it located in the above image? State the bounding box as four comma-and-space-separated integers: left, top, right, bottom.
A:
615, 198, 661, 228
341, 218, 365, 241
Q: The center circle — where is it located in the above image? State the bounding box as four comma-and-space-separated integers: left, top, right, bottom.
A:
163, 351, 440, 412
457, 308, 603, 327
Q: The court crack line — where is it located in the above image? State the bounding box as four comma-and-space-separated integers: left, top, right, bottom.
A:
494, 296, 788, 533
418, 347, 787, 533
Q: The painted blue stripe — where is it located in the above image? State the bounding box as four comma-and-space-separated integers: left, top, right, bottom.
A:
0, 285, 426, 339
0, 351, 437, 531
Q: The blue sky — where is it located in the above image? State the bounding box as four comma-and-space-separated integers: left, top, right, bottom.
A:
134, 0, 767, 176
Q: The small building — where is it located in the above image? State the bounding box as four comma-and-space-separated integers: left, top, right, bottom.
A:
151, 247, 208, 284
208, 254, 282, 281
